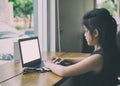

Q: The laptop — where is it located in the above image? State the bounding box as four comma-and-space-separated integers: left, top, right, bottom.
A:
18, 37, 50, 73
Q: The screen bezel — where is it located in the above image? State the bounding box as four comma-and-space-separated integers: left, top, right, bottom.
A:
18, 37, 42, 67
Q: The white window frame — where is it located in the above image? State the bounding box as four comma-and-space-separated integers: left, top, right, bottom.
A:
34, 0, 56, 52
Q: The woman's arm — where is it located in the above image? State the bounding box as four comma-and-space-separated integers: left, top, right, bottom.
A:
64, 57, 85, 64
45, 54, 103, 77
51, 57, 85, 65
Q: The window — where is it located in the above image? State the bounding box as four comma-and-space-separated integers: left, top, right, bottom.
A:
0, 0, 56, 62
0, 0, 34, 61
96, 0, 120, 31
34, 0, 56, 52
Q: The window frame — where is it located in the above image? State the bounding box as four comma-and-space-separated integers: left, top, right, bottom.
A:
34, 0, 56, 52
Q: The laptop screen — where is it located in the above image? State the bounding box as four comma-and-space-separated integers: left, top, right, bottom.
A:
19, 37, 41, 64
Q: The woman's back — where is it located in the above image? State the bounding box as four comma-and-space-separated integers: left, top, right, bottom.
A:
58, 49, 119, 86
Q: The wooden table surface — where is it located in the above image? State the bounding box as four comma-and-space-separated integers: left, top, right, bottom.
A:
0, 52, 89, 86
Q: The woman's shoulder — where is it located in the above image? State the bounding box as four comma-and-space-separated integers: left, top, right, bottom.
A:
91, 49, 104, 56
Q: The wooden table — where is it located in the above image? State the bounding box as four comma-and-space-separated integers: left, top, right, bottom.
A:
0, 52, 89, 86
0, 61, 22, 83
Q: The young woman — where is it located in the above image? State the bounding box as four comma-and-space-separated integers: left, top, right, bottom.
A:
45, 8, 120, 86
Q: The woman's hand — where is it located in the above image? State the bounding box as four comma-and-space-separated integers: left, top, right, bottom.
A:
51, 57, 74, 66
44, 58, 64, 69
51, 57, 64, 64
44, 61, 51, 68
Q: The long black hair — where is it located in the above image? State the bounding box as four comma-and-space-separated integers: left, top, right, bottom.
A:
82, 8, 120, 74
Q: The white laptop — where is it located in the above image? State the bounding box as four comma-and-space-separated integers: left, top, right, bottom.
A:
18, 37, 50, 73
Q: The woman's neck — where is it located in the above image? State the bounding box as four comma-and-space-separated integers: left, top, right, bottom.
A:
94, 44, 101, 51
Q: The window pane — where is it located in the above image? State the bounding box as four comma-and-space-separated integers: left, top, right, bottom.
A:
96, 0, 117, 16
96, 0, 120, 31
0, 0, 34, 61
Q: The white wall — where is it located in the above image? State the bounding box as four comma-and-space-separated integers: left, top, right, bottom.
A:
0, 0, 6, 23
0, 0, 14, 24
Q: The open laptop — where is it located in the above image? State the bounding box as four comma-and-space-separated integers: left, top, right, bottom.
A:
18, 37, 50, 73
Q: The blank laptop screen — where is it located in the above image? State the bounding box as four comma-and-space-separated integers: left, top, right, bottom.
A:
20, 38, 41, 64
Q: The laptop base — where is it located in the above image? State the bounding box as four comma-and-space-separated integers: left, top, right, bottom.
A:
23, 67, 51, 74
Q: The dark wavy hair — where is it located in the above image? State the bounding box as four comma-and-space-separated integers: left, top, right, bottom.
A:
82, 8, 120, 74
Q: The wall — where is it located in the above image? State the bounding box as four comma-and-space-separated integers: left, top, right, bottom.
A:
56, 0, 94, 52
0, 0, 13, 25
